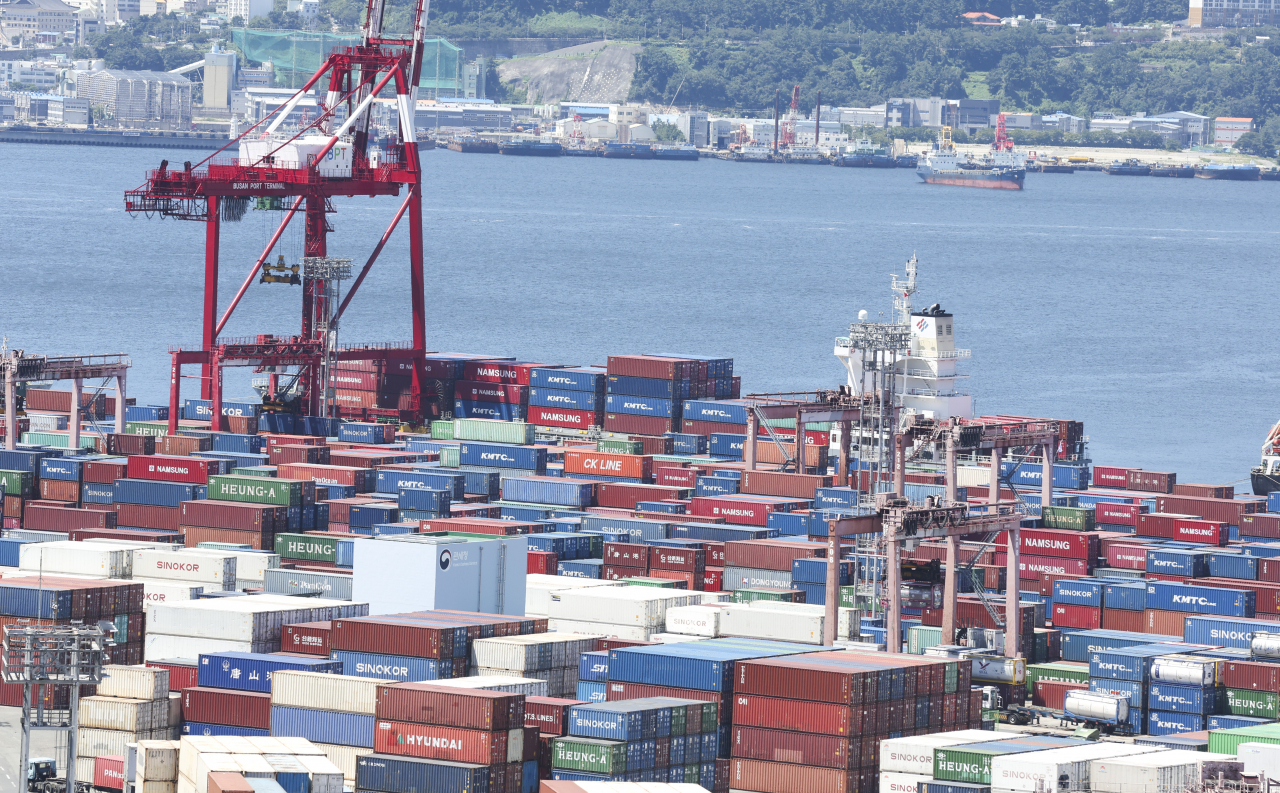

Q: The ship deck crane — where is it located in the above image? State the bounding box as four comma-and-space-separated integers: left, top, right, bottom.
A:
123, 0, 434, 431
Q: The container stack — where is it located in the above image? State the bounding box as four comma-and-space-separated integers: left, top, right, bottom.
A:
604, 356, 700, 438
182, 652, 342, 741
529, 368, 607, 430
78, 665, 176, 763
175, 733, 343, 793
145, 594, 367, 660
270, 670, 390, 756
547, 586, 706, 641
135, 739, 183, 793
470, 633, 598, 698
549, 697, 721, 786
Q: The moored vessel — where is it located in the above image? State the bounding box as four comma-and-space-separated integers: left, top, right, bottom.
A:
653, 144, 699, 161
1195, 163, 1261, 180
733, 145, 775, 163
1150, 163, 1193, 177
447, 136, 498, 154
603, 142, 656, 159
835, 139, 895, 168
916, 122, 1024, 190
1253, 419, 1280, 496
1105, 159, 1151, 176
781, 145, 827, 164
499, 139, 563, 156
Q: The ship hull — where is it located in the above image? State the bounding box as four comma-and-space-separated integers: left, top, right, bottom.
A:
654, 149, 699, 161
500, 143, 562, 156
603, 144, 656, 159
917, 166, 1024, 189
835, 156, 895, 168
1253, 470, 1280, 496
1195, 167, 1260, 180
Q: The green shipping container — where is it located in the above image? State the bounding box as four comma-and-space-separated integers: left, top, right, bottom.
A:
125, 421, 170, 437
622, 578, 680, 588
1207, 724, 1280, 754
430, 420, 454, 440
943, 659, 959, 693
453, 418, 536, 446
22, 431, 98, 450
551, 737, 628, 774
908, 625, 944, 655
934, 739, 1072, 784
0, 469, 34, 497
231, 466, 277, 478
1025, 661, 1090, 695
1041, 506, 1096, 532
208, 474, 309, 506
732, 588, 803, 603
683, 765, 699, 784
598, 439, 644, 455
440, 447, 460, 468
274, 533, 338, 563
1226, 688, 1280, 718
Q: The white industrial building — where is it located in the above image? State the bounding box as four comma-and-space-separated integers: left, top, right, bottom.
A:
76, 68, 192, 128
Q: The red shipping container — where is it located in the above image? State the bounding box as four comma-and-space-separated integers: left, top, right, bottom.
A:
373, 720, 508, 765
1101, 608, 1146, 632
462, 361, 555, 385
1128, 470, 1176, 493
1104, 542, 1150, 570
702, 568, 723, 591
725, 540, 822, 571
527, 550, 558, 575
277, 463, 370, 490
1171, 518, 1228, 545
455, 381, 529, 404
1224, 660, 1280, 692
596, 483, 690, 510
1144, 573, 1188, 582
647, 569, 697, 589
1143, 609, 1187, 636
1156, 494, 1262, 525
733, 693, 866, 736
271, 445, 332, 466
330, 370, 380, 390
651, 547, 706, 573
656, 467, 701, 487
332, 618, 448, 658
603, 542, 650, 568
419, 517, 537, 536
181, 525, 272, 550
999, 528, 1098, 560
116, 503, 181, 531
1174, 483, 1235, 499
739, 471, 834, 500
1241, 514, 1280, 539
84, 459, 128, 485
731, 725, 858, 769
683, 418, 756, 437
179, 500, 277, 531
528, 406, 600, 429
1032, 680, 1086, 710
282, 621, 332, 656
40, 479, 80, 502
160, 434, 212, 456
705, 542, 726, 566
690, 497, 779, 527
1093, 466, 1135, 489
1051, 603, 1101, 629
606, 355, 694, 381
523, 696, 584, 737
94, 756, 125, 790
734, 655, 868, 705
147, 660, 198, 691
1095, 502, 1147, 526
603, 413, 676, 435
24, 504, 115, 531
564, 450, 653, 481
602, 564, 647, 581
375, 682, 523, 729
994, 553, 1090, 579
183, 686, 272, 729
125, 455, 214, 484
730, 758, 855, 793
1260, 558, 1280, 583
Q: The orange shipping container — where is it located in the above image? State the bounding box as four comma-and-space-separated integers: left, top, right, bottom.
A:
563, 450, 653, 481
1143, 608, 1187, 637
730, 758, 856, 793
740, 470, 833, 499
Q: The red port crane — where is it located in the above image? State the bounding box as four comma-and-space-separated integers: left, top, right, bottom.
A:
780, 84, 800, 148
993, 112, 1014, 152
124, 0, 433, 432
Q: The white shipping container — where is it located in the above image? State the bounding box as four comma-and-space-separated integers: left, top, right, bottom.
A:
76, 758, 97, 786
79, 697, 165, 731
99, 665, 170, 701
719, 606, 823, 644
1091, 750, 1239, 793
78, 727, 162, 758
176, 775, 195, 793
429, 675, 549, 697
141, 782, 177, 793
231, 754, 274, 776
957, 465, 991, 487
186, 548, 279, 582
135, 578, 206, 604
665, 605, 722, 636
469, 633, 599, 671
648, 634, 709, 644
1238, 742, 1280, 778
147, 601, 281, 642
272, 736, 326, 755
145, 632, 274, 661
19, 542, 127, 578
313, 744, 372, 783
879, 772, 931, 793
547, 618, 655, 641
880, 731, 1015, 775
296, 754, 345, 793
193, 754, 242, 793
524, 575, 621, 616
134, 550, 236, 586
991, 743, 1158, 792
549, 588, 694, 628
136, 740, 180, 782
271, 670, 392, 716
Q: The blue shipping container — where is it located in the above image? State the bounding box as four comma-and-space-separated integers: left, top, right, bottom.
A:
0, 449, 54, 474
183, 399, 261, 420
81, 481, 116, 504
577, 681, 608, 702
183, 722, 270, 737
529, 387, 603, 412
453, 400, 527, 421
636, 501, 684, 514
580, 516, 670, 541
559, 560, 604, 579
529, 368, 605, 392
606, 639, 813, 692
458, 443, 546, 473
605, 394, 680, 419
125, 405, 168, 421
376, 469, 465, 498
568, 702, 659, 741
197, 652, 341, 693
682, 400, 748, 425
708, 434, 745, 459
113, 479, 205, 507
502, 477, 595, 508
40, 456, 85, 481
1053, 579, 1105, 608
270, 705, 373, 747
814, 487, 860, 509
668, 523, 777, 543
579, 651, 609, 682
397, 488, 451, 513
606, 375, 690, 400
1147, 710, 1204, 736
356, 753, 491, 793
665, 434, 707, 455
0, 538, 33, 567
1089, 678, 1146, 708
1208, 714, 1274, 730
349, 504, 399, 529
1103, 583, 1147, 611
1090, 645, 1178, 682
1146, 550, 1210, 577
696, 478, 738, 497
1148, 682, 1220, 715
1183, 616, 1280, 648
792, 558, 853, 585
212, 434, 265, 455
1146, 581, 1255, 617
999, 461, 1089, 490
1207, 552, 1258, 580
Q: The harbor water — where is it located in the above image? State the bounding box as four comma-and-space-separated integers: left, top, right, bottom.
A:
2, 142, 1276, 483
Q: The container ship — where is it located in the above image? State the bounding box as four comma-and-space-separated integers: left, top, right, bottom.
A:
917, 124, 1025, 190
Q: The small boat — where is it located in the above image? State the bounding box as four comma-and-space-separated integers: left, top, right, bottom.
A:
1104, 159, 1151, 176
1150, 164, 1193, 177
653, 144, 699, 161
1194, 163, 1261, 180
782, 145, 828, 164
1261, 169, 1280, 181
1034, 157, 1074, 174
603, 142, 656, 159
894, 154, 919, 168
499, 139, 562, 157
733, 145, 775, 163
836, 139, 895, 168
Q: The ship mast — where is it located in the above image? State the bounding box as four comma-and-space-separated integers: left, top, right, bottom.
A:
892, 253, 918, 326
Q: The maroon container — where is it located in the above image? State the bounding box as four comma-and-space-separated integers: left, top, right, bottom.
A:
527, 406, 600, 430
1128, 469, 1177, 493
332, 618, 447, 658
731, 725, 858, 769
1092, 466, 1135, 489
523, 696, 584, 736
1096, 502, 1147, 526
606, 355, 694, 381
1224, 660, 1280, 692
732, 693, 865, 736
1143, 609, 1187, 636
651, 547, 706, 573
271, 445, 332, 466
374, 720, 508, 765
1101, 608, 1145, 632
376, 682, 523, 729
1156, 495, 1262, 524
994, 553, 1090, 579
125, 455, 214, 485
655, 467, 701, 487
1242, 514, 1280, 539
181, 525, 272, 550
183, 686, 271, 729
734, 656, 870, 705
739, 471, 834, 500
603, 543, 650, 568
527, 550, 557, 575
1051, 603, 1101, 629
596, 483, 690, 509
179, 500, 276, 531
731, 758, 856, 793
116, 503, 181, 531
84, 459, 129, 484
455, 381, 529, 405
147, 660, 199, 691
1005, 528, 1098, 560
24, 505, 116, 531
1104, 542, 1150, 570
71, 528, 181, 543
682, 418, 754, 436
702, 568, 724, 591
602, 564, 647, 581
1259, 558, 1280, 583
39, 479, 81, 502
160, 435, 212, 456
724, 540, 823, 572
282, 621, 332, 656
462, 361, 555, 385
4, 495, 24, 519
1174, 483, 1235, 499
603, 413, 677, 435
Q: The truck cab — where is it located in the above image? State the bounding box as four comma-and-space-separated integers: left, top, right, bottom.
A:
28, 758, 57, 786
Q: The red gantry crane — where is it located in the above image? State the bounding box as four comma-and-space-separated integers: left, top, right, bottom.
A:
124, 0, 433, 433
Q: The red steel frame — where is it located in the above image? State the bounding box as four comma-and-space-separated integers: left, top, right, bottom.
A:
126, 0, 432, 433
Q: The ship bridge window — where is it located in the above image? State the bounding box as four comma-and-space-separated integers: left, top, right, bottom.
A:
945, 324, 952, 335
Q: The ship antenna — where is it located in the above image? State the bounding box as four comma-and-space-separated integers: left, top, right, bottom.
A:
892, 254, 918, 325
